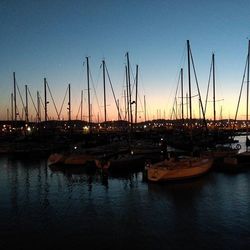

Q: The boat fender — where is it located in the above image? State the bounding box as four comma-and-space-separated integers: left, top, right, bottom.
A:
236, 144, 241, 150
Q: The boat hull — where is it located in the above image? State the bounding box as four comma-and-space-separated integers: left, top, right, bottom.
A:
147, 157, 213, 182
47, 153, 96, 167
47, 153, 66, 166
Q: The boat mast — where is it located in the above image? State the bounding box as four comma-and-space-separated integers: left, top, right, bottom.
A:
126, 52, 133, 129
117, 99, 120, 120
125, 66, 130, 122
44, 78, 48, 122
11, 93, 14, 123
25, 84, 29, 123
68, 83, 71, 121
124, 90, 127, 121
135, 65, 138, 124
212, 53, 216, 124
102, 60, 107, 124
181, 68, 184, 123
185, 93, 188, 119
187, 40, 192, 127
13, 72, 17, 122
80, 90, 83, 121
247, 40, 250, 141
37, 91, 41, 122
86, 57, 91, 131
144, 95, 147, 122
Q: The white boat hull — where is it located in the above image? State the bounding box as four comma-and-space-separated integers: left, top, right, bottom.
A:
147, 157, 213, 182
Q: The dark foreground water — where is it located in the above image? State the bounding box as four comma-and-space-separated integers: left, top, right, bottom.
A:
1, 138, 250, 249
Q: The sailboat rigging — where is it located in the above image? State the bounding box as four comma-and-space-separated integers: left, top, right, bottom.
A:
147, 40, 213, 182
205, 53, 217, 124
234, 40, 250, 147
169, 40, 208, 150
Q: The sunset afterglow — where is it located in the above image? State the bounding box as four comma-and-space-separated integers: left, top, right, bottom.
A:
0, 0, 250, 122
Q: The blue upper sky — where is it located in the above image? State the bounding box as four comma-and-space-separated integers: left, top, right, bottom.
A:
1, 0, 250, 121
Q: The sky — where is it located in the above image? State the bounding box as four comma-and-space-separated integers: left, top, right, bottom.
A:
1, 0, 250, 122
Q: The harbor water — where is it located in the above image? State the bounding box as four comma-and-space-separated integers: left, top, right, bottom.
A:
0, 136, 250, 249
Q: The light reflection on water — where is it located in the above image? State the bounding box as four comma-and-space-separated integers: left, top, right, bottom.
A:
0, 136, 250, 249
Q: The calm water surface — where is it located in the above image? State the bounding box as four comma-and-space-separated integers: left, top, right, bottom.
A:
0, 136, 250, 250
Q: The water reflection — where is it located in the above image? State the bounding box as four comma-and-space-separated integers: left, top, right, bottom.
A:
1, 139, 250, 250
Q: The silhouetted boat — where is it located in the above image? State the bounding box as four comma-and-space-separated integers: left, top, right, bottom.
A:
47, 152, 96, 167
221, 152, 250, 172
94, 138, 164, 172
235, 40, 250, 149
202, 144, 240, 168
95, 150, 146, 172
225, 150, 250, 169
230, 40, 250, 166
47, 140, 129, 168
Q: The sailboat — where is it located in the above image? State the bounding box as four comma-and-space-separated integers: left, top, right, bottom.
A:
146, 156, 213, 182
235, 40, 250, 147
98, 54, 149, 172
147, 40, 213, 182
202, 53, 240, 166
245, 40, 250, 148
229, 40, 250, 166
47, 57, 95, 168
219, 40, 250, 170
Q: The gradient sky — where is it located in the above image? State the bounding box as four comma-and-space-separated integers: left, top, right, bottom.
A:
1, 0, 250, 122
